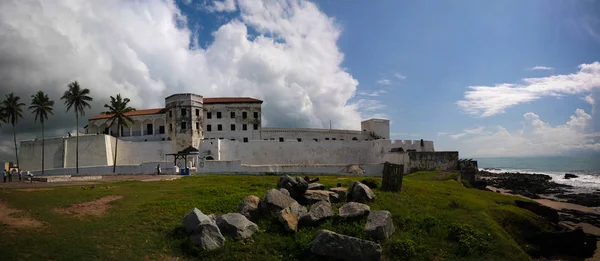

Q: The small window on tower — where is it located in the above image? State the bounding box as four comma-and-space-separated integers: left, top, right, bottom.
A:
253, 112, 259, 119
253, 124, 258, 130
207, 112, 212, 119
231, 124, 236, 131
181, 122, 187, 130
217, 124, 222, 131
196, 122, 199, 130
242, 112, 247, 119
243, 137, 248, 143
195, 109, 199, 116
325, 138, 329, 140
169, 110, 172, 118
297, 138, 302, 142
181, 108, 186, 116
279, 137, 284, 142
230, 111, 235, 118
207, 125, 212, 132
242, 124, 247, 131
217, 112, 222, 118
169, 124, 172, 132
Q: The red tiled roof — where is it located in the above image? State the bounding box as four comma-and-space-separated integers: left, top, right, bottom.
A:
203, 97, 263, 104
89, 108, 166, 121
88, 97, 262, 121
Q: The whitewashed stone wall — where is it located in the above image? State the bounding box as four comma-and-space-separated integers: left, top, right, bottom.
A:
260, 128, 370, 142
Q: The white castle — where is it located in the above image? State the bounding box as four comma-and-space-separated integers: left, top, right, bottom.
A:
19, 93, 455, 176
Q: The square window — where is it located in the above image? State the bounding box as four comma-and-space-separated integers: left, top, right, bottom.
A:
242, 124, 247, 131
181, 108, 186, 116
242, 112, 247, 119
207, 112, 212, 119
231, 124, 236, 131
217, 124, 222, 131
196, 122, 199, 130
181, 122, 187, 130
243, 137, 248, 143
230, 111, 235, 118
195, 109, 199, 116
253, 124, 258, 130
332, 138, 336, 140
217, 112, 221, 118
325, 138, 329, 140
297, 138, 302, 142
279, 137, 284, 142
159, 126, 165, 134
253, 112, 258, 119
207, 125, 212, 132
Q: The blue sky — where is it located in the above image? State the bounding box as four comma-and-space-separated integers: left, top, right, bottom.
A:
1, 0, 599, 159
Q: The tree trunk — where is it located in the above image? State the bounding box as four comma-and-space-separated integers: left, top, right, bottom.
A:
12, 123, 19, 169
42, 121, 45, 176
113, 122, 119, 173
76, 113, 79, 174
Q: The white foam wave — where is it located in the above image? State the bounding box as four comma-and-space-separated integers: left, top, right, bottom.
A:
479, 168, 600, 193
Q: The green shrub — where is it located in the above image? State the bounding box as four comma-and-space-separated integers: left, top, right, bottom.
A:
447, 223, 490, 256
418, 216, 440, 233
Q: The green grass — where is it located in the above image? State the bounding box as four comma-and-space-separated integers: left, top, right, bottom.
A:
0, 172, 551, 261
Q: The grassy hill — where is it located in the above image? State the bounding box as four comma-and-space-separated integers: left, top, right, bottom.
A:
0, 171, 551, 260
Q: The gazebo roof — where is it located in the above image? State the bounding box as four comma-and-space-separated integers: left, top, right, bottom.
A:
166, 146, 199, 156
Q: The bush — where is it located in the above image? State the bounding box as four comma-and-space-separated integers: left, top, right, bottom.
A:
418, 216, 440, 233
388, 238, 417, 260
447, 223, 490, 257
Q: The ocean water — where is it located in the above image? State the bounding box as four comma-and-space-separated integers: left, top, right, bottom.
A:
475, 156, 600, 191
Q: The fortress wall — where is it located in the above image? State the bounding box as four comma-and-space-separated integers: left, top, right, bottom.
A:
108, 137, 173, 165
260, 128, 370, 142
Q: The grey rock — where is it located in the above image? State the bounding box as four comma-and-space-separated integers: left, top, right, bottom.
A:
260, 188, 298, 213
300, 201, 334, 226
277, 175, 309, 199
190, 222, 225, 250
339, 202, 371, 218
365, 210, 395, 240
237, 195, 260, 221
308, 183, 325, 190
216, 213, 259, 239
310, 229, 382, 261
330, 187, 348, 201
182, 207, 213, 234
289, 201, 308, 217
279, 188, 290, 197
348, 181, 376, 203
303, 190, 333, 205
277, 207, 299, 232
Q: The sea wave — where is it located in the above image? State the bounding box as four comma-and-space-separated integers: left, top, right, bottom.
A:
479, 168, 600, 193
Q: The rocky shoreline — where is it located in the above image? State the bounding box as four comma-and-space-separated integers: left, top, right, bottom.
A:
477, 170, 600, 229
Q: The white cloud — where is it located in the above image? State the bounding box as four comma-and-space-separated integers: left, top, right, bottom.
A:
207, 0, 236, 12
182, 0, 193, 5
394, 73, 406, 80
456, 109, 600, 157
437, 132, 448, 136
584, 94, 595, 105
450, 133, 466, 139
457, 62, 600, 122
529, 66, 553, 71
0, 0, 368, 160
357, 90, 387, 97
464, 126, 484, 134
377, 79, 391, 85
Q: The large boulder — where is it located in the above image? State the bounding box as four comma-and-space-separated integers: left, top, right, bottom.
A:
308, 183, 325, 190
216, 213, 258, 239
339, 202, 371, 218
237, 195, 260, 221
260, 188, 298, 213
302, 190, 333, 205
277, 175, 309, 199
515, 200, 559, 223
348, 181, 376, 203
330, 187, 348, 201
364, 210, 395, 240
300, 201, 334, 226
182, 208, 225, 250
564, 173, 579, 179
182, 207, 213, 234
310, 229, 382, 261
189, 223, 226, 251
277, 202, 307, 232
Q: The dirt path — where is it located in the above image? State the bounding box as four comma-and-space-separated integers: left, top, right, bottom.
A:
0, 201, 43, 228
55, 195, 124, 218
0, 175, 183, 189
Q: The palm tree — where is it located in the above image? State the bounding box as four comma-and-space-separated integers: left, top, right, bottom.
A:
2, 93, 26, 169
61, 81, 93, 173
29, 91, 54, 175
103, 94, 135, 173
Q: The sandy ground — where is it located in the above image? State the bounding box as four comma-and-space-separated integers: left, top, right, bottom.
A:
0, 201, 43, 229
0, 174, 183, 189
55, 195, 124, 218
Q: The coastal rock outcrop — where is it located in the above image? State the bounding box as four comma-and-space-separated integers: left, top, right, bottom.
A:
534, 228, 597, 258
515, 200, 559, 223
564, 173, 579, 179
310, 229, 382, 261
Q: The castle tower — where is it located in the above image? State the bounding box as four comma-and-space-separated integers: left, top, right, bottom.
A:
361, 118, 390, 140
165, 93, 204, 152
